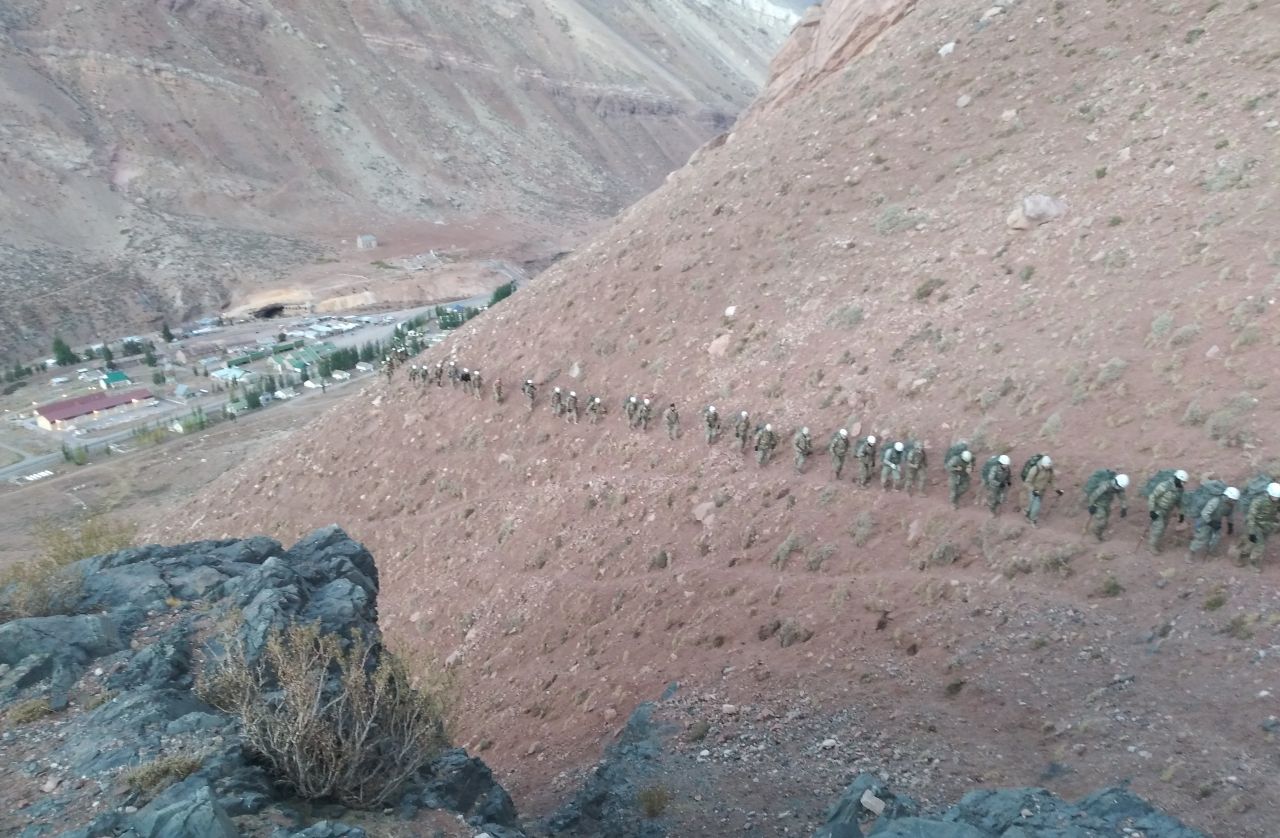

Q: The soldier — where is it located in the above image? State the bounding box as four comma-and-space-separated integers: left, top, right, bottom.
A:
1189, 486, 1239, 559
588, 396, 605, 423
854, 435, 878, 487
946, 448, 973, 509
471, 369, 483, 399
521, 378, 536, 410
882, 441, 906, 491
550, 386, 564, 417
566, 391, 579, 423
1147, 469, 1188, 553
663, 403, 680, 440
829, 429, 850, 479
448, 361, 459, 387
905, 441, 927, 495
734, 410, 751, 453
984, 454, 1013, 516
754, 423, 778, 466
624, 395, 639, 426
434, 361, 445, 387
492, 377, 504, 404
1087, 472, 1130, 542
637, 398, 653, 431
1023, 455, 1060, 527
1237, 482, 1280, 569
382, 356, 394, 382
408, 364, 420, 383
704, 405, 721, 444
792, 426, 812, 473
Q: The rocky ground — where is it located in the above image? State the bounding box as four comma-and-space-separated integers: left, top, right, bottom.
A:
160, 0, 1280, 834
0, 528, 1207, 837
0, 0, 796, 357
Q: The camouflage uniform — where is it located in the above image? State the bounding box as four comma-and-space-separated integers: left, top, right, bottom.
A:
734, 413, 751, 452
855, 437, 878, 487
1025, 462, 1054, 525
521, 380, 536, 409
624, 396, 639, 427
754, 426, 778, 466
408, 365, 420, 383
492, 378, 504, 403
448, 363, 460, 387
1189, 494, 1235, 557
829, 432, 850, 479
1236, 495, 1280, 568
550, 388, 564, 417
588, 397, 604, 424
382, 357, 395, 381
946, 453, 972, 509
434, 362, 445, 387
792, 428, 812, 473
905, 444, 926, 494
1087, 480, 1127, 541
471, 370, 483, 399
662, 404, 679, 439
704, 408, 721, 444
881, 445, 905, 492
984, 461, 1012, 515
637, 400, 653, 431
565, 392, 579, 423
1146, 477, 1184, 553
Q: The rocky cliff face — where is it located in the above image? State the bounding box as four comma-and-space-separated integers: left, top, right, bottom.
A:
0, 0, 796, 357
172, 0, 1280, 834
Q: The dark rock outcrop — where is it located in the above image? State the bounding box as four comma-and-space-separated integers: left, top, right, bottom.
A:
0, 526, 522, 838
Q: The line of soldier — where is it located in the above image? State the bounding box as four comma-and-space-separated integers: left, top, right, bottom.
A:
395, 360, 1280, 570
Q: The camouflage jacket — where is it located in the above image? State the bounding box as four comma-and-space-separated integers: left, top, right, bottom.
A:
663, 407, 679, 427
734, 416, 751, 439
855, 439, 877, 462
945, 455, 971, 475
1149, 480, 1182, 516
754, 428, 777, 450
1244, 496, 1280, 534
1088, 482, 1125, 513
704, 410, 720, 430
1199, 496, 1235, 527
793, 432, 812, 455
882, 447, 904, 468
829, 435, 849, 458
985, 463, 1011, 488
906, 446, 926, 468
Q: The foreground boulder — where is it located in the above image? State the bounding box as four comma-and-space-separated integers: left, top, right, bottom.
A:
0, 526, 523, 838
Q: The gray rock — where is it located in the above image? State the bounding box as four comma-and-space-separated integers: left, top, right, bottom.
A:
868, 818, 989, 837
278, 821, 366, 838
0, 614, 123, 667
129, 777, 239, 838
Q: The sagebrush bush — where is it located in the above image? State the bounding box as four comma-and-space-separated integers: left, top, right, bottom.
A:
0, 513, 135, 621
198, 622, 449, 809
5, 698, 52, 725
122, 754, 203, 797
637, 785, 671, 818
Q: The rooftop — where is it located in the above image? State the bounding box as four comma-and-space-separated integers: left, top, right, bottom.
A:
36, 388, 154, 423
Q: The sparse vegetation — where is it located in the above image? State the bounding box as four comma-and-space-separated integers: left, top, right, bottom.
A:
1094, 357, 1129, 388
637, 784, 671, 818
875, 204, 924, 235
1223, 614, 1254, 640
1098, 575, 1124, 598
122, 754, 204, 797
826, 305, 865, 329
1, 514, 136, 621
1202, 588, 1228, 611
1206, 393, 1256, 446
1168, 324, 1201, 347
5, 698, 53, 725
772, 533, 802, 569
1148, 311, 1174, 342
914, 277, 945, 300
198, 622, 449, 808
850, 512, 876, 547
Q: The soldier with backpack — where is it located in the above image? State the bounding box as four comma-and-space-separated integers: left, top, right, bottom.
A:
492, 377, 504, 404
905, 441, 927, 495
704, 406, 721, 444
663, 403, 680, 439
637, 398, 653, 431
793, 427, 813, 473
1085, 470, 1130, 541
470, 369, 483, 399
754, 423, 778, 466
588, 396, 605, 423
881, 441, 905, 491
854, 435, 878, 487
829, 429, 850, 479
983, 454, 1013, 516
945, 444, 973, 509
565, 391, 579, 423
1188, 483, 1239, 558
624, 395, 639, 426
1022, 454, 1060, 526
1237, 481, 1280, 569
522, 379, 536, 409
1145, 469, 1188, 553
734, 411, 751, 453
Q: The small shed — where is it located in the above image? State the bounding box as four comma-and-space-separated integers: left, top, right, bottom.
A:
356, 234, 378, 250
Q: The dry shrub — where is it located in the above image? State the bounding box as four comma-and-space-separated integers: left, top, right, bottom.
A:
198, 622, 448, 809
637, 784, 671, 818
0, 513, 136, 621
122, 754, 204, 797
5, 698, 52, 726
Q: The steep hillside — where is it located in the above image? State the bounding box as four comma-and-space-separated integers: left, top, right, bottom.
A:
169, 0, 1280, 833
0, 0, 796, 357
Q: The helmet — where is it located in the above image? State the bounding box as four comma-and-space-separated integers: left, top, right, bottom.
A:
741, 410, 748, 418
1040, 456, 1052, 468
526, 379, 532, 385
594, 397, 601, 403
998, 454, 1011, 466
765, 423, 773, 431
462, 368, 469, 373
474, 369, 480, 375
569, 391, 576, 397
630, 396, 638, 403
708, 405, 716, 413
1174, 469, 1189, 483
895, 442, 905, 452
554, 386, 561, 393
1115, 474, 1130, 490
867, 435, 877, 445
643, 398, 650, 405
1268, 482, 1280, 500
961, 450, 973, 463
1224, 487, 1241, 501
801, 427, 809, 435
839, 429, 848, 437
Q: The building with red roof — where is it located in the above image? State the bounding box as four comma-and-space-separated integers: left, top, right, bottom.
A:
35, 388, 155, 431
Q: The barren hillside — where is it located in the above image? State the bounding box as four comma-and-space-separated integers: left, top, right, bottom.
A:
168, 0, 1280, 833
0, 0, 796, 357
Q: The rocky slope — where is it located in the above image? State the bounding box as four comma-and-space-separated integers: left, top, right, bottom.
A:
169, 0, 1280, 834
0, 0, 798, 357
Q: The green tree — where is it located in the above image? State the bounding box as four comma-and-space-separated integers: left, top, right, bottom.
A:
52, 337, 78, 367
161, 323, 175, 343
144, 348, 158, 367
102, 345, 115, 369
152, 371, 166, 386
276, 332, 286, 344
489, 281, 516, 307
245, 390, 262, 409
121, 340, 144, 357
